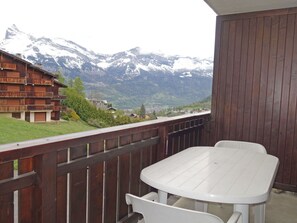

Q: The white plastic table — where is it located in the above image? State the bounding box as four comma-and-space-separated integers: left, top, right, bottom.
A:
140, 146, 279, 223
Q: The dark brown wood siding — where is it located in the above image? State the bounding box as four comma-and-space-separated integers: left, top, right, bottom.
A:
210, 7, 297, 192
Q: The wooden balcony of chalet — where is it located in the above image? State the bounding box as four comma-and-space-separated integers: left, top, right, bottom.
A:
0, 113, 210, 223
0, 92, 27, 98
26, 92, 53, 98
0, 77, 26, 84
0, 92, 53, 98
26, 104, 54, 110
26, 78, 53, 86
0, 105, 26, 112
0, 63, 17, 71
52, 95, 67, 100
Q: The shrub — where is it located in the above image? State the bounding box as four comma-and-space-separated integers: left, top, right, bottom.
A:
61, 108, 80, 121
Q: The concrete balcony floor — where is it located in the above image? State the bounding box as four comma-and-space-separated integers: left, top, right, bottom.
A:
168, 189, 297, 223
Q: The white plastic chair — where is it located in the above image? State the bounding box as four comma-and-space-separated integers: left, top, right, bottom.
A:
214, 140, 267, 154
214, 140, 267, 222
126, 192, 242, 223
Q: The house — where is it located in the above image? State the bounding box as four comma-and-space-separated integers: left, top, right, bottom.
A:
0, 49, 67, 122
88, 98, 116, 111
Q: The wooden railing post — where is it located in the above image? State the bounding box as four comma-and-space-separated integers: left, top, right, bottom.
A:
158, 125, 168, 160
33, 151, 57, 223
0, 162, 14, 223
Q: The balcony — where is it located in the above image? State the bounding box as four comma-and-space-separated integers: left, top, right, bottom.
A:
0, 77, 26, 84
1, 1, 296, 222
26, 104, 54, 110
27, 78, 53, 86
0, 113, 210, 223
52, 95, 67, 100
0, 111, 296, 222
0, 63, 17, 70
0, 91, 26, 98
25, 91, 53, 98
0, 91, 53, 98
0, 105, 26, 112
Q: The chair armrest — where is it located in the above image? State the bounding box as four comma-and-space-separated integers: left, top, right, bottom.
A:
226, 212, 242, 223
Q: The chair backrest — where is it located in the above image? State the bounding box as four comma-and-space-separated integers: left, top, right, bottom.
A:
214, 140, 267, 154
126, 192, 224, 223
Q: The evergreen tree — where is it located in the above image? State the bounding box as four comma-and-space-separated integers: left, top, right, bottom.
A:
152, 110, 157, 119
140, 104, 146, 118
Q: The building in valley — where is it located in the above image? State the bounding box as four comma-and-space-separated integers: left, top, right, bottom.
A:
0, 49, 67, 122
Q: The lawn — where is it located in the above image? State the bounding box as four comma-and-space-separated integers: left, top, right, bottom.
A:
0, 116, 96, 145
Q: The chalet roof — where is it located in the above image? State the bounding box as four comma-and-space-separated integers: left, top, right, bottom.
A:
204, 0, 297, 15
54, 79, 68, 88
0, 49, 57, 78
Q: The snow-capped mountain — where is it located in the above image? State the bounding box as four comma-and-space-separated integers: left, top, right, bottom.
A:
0, 25, 213, 109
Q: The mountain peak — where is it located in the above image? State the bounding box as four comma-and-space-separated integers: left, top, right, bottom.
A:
5, 24, 22, 39
128, 47, 141, 55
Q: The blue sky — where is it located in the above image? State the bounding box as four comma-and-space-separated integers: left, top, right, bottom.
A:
0, 0, 216, 58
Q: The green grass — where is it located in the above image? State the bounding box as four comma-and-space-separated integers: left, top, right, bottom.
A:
0, 116, 96, 145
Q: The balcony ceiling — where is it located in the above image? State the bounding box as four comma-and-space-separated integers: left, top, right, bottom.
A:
204, 0, 297, 15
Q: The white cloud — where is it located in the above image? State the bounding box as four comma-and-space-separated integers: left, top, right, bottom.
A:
0, 0, 216, 58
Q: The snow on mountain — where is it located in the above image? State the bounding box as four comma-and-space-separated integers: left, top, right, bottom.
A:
0, 25, 213, 78
1, 25, 35, 54
0, 25, 102, 71
173, 57, 213, 71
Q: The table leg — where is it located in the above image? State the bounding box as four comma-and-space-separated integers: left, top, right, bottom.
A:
194, 200, 208, 212
234, 204, 249, 223
158, 190, 168, 204
254, 203, 266, 223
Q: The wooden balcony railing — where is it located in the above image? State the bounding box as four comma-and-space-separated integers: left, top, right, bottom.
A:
0, 91, 53, 98
0, 104, 54, 112
0, 77, 26, 84
52, 95, 67, 100
0, 63, 17, 70
27, 78, 53, 86
26, 91, 53, 98
0, 112, 210, 223
0, 105, 26, 112
26, 104, 54, 110
0, 91, 26, 98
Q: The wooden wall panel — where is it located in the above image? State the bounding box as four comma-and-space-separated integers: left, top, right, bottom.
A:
0, 162, 14, 223
118, 135, 131, 221
211, 7, 297, 192
56, 149, 67, 223
69, 145, 87, 223
89, 141, 104, 223
104, 138, 118, 223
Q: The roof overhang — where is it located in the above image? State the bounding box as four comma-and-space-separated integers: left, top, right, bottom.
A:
204, 0, 297, 15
